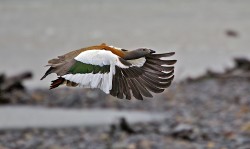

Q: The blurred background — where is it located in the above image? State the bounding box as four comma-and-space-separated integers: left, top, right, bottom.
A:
0, 0, 250, 149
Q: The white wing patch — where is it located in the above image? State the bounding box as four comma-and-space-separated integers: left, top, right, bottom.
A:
63, 50, 128, 94
75, 50, 117, 66
62, 73, 112, 94
127, 57, 146, 67
75, 49, 130, 69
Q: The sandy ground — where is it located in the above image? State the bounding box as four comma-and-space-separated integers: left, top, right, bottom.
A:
0, 0, 250, 87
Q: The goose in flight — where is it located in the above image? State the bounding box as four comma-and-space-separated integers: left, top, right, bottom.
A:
41, 43, 176, 100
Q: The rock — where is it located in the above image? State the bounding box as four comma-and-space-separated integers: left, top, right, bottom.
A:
241, 122, 250, 133
127, 144, 136, 149
0, 71, 32, 104
225, 29, 239, 37
207, 141, 215, 148
234, 58, 250, 71
119, 117, 136, 135
112, 142, 129, 149
139, 139, 152, 149
1, 71, 32, 92
159, 125, 171, 135
0, 145, 8, 149
171, 124, 195, 141
46, 145, 70, 149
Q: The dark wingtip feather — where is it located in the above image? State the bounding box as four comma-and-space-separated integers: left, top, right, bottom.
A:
147, 52, 175, 58
50, 77, 65, 89
147, 59, 177, 65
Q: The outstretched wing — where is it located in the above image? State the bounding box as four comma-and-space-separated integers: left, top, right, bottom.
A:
47, 49, 129, 94
110, 52, 176, 100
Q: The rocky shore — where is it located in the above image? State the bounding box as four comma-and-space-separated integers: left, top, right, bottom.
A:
1, 58, 250, 149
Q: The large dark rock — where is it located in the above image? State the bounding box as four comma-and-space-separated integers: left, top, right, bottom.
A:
0, 71, 32, 104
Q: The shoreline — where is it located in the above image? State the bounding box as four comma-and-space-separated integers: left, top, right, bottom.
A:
0, 75, 250, 148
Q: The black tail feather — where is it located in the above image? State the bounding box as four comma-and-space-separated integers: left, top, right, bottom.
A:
41, 67, 54, 80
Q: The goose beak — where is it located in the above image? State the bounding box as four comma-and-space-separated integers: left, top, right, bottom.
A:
150, 49, 155, 54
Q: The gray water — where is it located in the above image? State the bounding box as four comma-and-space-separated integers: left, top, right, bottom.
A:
0, 0, 250, 87
0, 106, 165, 129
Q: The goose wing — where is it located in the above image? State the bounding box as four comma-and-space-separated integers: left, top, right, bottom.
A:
110, 52, 176, 100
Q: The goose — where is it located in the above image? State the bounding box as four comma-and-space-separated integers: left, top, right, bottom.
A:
41, 43, 176, 100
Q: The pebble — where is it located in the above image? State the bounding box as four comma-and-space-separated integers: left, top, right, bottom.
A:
0, 74, 250, 149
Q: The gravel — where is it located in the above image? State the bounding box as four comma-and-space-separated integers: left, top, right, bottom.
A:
1, 75, 250, 149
